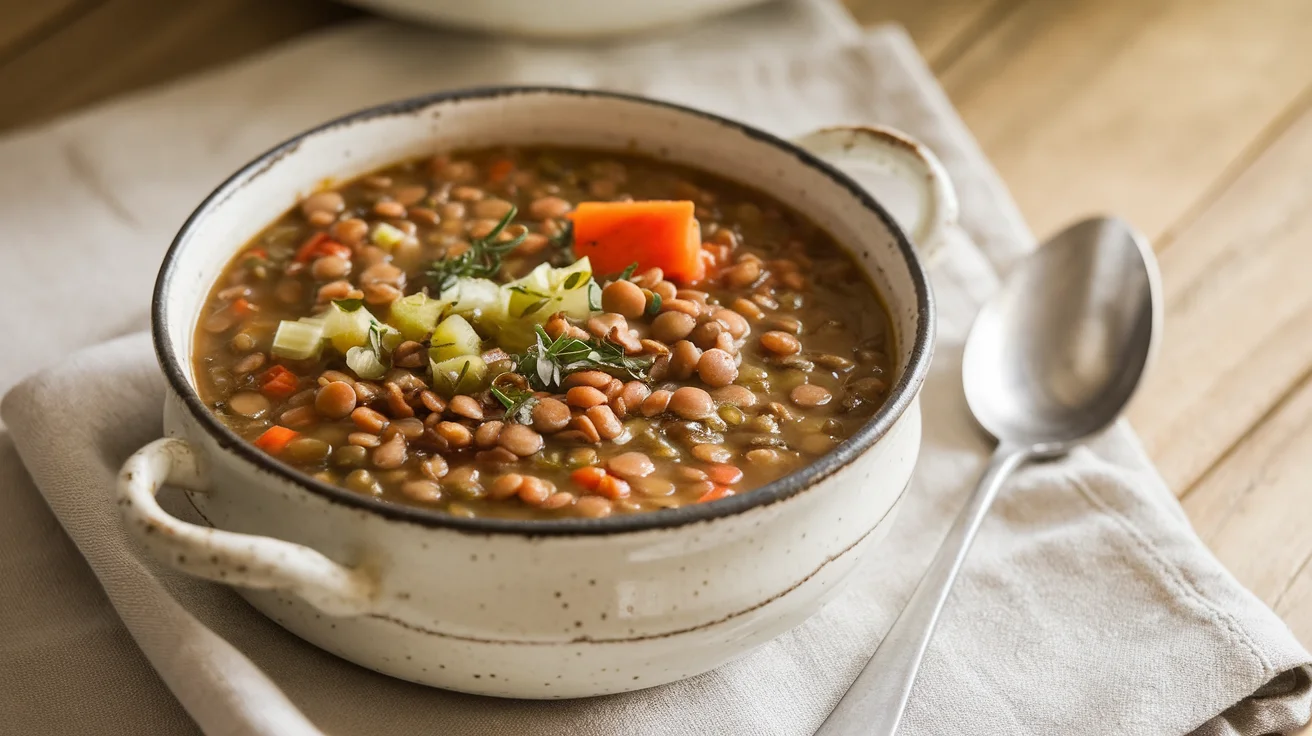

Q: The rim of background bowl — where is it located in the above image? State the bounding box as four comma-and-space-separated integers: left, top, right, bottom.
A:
153, 86, 936, 537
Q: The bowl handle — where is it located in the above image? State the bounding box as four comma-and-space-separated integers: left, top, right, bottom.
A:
117, 437, 376, 616
792, 125, 959, 264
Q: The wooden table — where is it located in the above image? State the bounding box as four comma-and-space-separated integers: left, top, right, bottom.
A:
4, 0, 1310, 718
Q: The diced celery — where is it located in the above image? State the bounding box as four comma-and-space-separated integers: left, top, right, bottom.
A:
376, 323, 404, 352
271, 319, 324, 360
370, 222, 407, 249
388, 292, 449, 341
506, 283, 555, 321
502, 257, 597, 323
345, 346, 387, 380
548, 256, 592, 290
551, 257, 598, 320
322, 302, 377, 353
429, 314, 482, 362
429, 354, 488, 397
449, 278, 508, 321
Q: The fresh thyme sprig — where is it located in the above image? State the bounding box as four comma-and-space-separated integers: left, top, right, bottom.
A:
425, 206, 528, 295
514, 325, 653, 390
489, 380, 538, 424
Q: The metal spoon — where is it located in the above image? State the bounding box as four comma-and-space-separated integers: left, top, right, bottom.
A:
816, 216, 1162, 735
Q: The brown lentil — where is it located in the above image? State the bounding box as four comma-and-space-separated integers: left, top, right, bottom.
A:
448, 395, 484, 421
489, 473, 524, 500
711, 384, 757, 408
474, 420, 504, 448
668, 340, 702, 380
499, 424, 545, 457
227, 391, 270, 418
760, 331, 802, 355
790, 384, 833, 408
641, 390, 672, 417
586, 405, 624, 440
607, 452, 655, 479
400, 479, 442, 503
566, 386, 608, 409
435, 421, 473, 449
691, 444, 733, 464
696, 348, 738, 388
279, 405, 318, 429
315, 381, 358, 419
668, 387, 715, 420
575, 495, 613, 519
517, 476, 553, 505
372, 433, 407, 469
531, 398, 571, 433
301, 191, 344, 218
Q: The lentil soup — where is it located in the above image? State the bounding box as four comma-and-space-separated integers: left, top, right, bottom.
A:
192, 147, 894, 520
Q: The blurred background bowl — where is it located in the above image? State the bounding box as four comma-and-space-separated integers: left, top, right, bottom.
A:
340, 0, 773, 39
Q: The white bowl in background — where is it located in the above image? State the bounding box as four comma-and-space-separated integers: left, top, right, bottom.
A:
341, 0, 772, 39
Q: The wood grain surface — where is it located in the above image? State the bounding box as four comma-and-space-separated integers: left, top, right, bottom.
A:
2, 0, 1310, 726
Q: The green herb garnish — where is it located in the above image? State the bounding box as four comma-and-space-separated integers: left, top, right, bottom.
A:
514, 325, 653, 390
367, 322, 386, 363
490, 381, 539, 424
617, 262, 638, 282
425, 205, 528, 295
645, 292, 663, 316
333, 298, 365, 312
547, 219, 575, 267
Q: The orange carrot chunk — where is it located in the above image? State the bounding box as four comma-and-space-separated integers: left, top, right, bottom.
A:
569, 200, 704, 284
254, 425, 299, 454
488, 157, 515, 183
259, 365, 300, 400
570, 466, 607, 491
697, 485, 735, 504
595, 474, 632, 500
706, 464, 744, 486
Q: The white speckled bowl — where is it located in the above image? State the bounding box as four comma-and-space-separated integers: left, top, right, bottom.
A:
342, 0, 770, 39
116, 88, 951, 698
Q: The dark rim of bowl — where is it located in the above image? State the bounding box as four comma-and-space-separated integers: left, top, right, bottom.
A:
153, 85, 936, 537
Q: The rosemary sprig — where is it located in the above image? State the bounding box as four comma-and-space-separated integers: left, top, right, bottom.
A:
425, 205, 528, 295
489, 381, 538, 424
514, 325, 653, 390
547, 219, 575, 267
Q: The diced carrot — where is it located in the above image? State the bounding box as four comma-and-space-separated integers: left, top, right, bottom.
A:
569, 200, 704, 283
488, 157, 515, 183
294, 232, 331, 263
293, 233, 349, 264
259, 365, 300, 399
246, 247, 268, 260
316, 240, 352, 260
706, 464, 744, 486
595, 474, 631, 500
570, 466, 607, 491
697, 485, 735, 504
254, 425, 299, 454
230, 297, 256, 317
259, 364, 293, 385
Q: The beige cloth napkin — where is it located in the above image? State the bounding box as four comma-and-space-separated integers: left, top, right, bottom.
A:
2, 4, 1310, 734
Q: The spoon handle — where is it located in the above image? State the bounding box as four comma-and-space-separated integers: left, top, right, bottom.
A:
815, 444, 1029, 736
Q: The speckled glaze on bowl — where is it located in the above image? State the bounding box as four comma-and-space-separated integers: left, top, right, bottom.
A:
116, 87, 952, 698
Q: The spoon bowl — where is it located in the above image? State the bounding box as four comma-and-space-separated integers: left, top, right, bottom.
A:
963, 216, 1162, 452
818, 215, 1162, 735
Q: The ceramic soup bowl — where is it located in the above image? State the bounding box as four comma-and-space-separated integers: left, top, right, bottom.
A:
117, 87, 951, 699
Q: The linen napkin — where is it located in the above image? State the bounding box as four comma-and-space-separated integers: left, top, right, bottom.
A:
2, 5, 1310, 735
